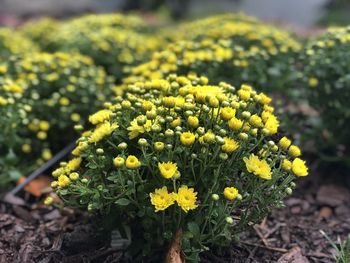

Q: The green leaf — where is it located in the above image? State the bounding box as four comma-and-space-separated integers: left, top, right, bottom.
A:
115, 198, 130, 206
187, 222, 200, 237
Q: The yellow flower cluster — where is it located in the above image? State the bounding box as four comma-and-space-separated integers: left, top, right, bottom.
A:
0, 28, 38, 60
0, 51, 114, 186
122, 14, 300, 92
53, 74, 308, 256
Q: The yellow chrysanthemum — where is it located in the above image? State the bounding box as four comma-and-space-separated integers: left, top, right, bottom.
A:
125, 155, 141, 169
89, 109, 113, 125
66, 158, 82, 171
249, 114, 263, 127
88, 122, 118, 143
279, 137, 292, 150
282, 159, 292, 171
228, 117, 243, 130
150, 186, 175, 212
288, 145, 301, 157
221, 137, 239, 153
180, 131, 196, 146
264, 114, 279, 135
175, 186, 198, 213
223, 187, 239, 200
127, 118, 152, 139
58, 175, 71, 187
243, 154, 272, 180
292, 158, 308, 176
220, 107, 236, 121
158, 162, 178, 179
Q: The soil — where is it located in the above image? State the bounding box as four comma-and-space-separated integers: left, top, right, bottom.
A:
0, 176, 349, 263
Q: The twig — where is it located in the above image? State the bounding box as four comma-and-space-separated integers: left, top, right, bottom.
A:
253, 225, 270, 247
240, 240, 288, 253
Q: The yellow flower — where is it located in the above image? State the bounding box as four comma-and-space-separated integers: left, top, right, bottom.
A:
37, 131, 47, 140
58, 175, 70, 187
259, 93, 272, 105
150, 186, 175, 212
171, 117, 182, 128
88, 122, 118, 143
282, 159, 292, 171
279, 137, 292, 150
288, 145, 301, 157
175, 186, 198, 213
264, 115, 279, 135
66, 158, 82, 171
158, 162, 178, 179
125, 155, 141, 169
39, 120, 50, 131
113, 157, 125, 168
221, 137, 239, 153
308, 77, 318, 88
249, 114, 263, 127
201, 130, 215, 144
243, 154, 272, 180
154, 141, 165, 151
89, 109, 112, 125
142, 100, 154, 111
180, 131, 196, 146
238, 89, 250, 101
220, 107, 236, 121
162, 96, 176, 108
292, 158, 308, 176
127, 118, 152, 139
0, 96, 7, 106
223, 187, 239, 200
228, 117, 243, 130
188, 116, 199, 128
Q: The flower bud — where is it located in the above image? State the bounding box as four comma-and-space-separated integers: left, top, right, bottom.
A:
165, 129, 174, 137
236, 194, 243, 201
74, 124, 83, 131
219, 153, 228, 160
211, 194, 220, 201
241, 111, 251, 119
219, 129, 227, 136
261, 128, 270, 136
285, 187, 293, 195
117, 142, 128, 150
81, 178, 88, 183
191, 153, 197, 159
146, 110, 157, 119
166, 144, 173, 150
69, 172, 79, 181
225, 217, 234, 225
151, 124, 162, 132
136, 115, 147, 126
250, 128, 258, 136
215, 136, 225, 145
96, 148, 104, 155
154, 142, 165, 151
138, 138, 148, 147
238, 132, 249, 140
113, 157, 125, 168
51, 181, 58, 188
197, 127, 205, 135
271, 145, 279, 152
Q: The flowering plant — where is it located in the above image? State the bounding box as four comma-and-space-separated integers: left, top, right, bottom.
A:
28, 13, 165, 78
300, 26, 350, 156
0, 52, 114, 188
0, 28, 38, 60
53, 74, 308, 261
123, 15, 300, 92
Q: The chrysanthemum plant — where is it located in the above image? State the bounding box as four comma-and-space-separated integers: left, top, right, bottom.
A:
53, 75, 308, 261
301, 26, 350, 158
0, 52, 114, 188
123, 15, 301, 92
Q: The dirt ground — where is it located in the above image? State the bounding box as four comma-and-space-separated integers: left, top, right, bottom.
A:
0, 175, 349, 263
